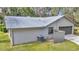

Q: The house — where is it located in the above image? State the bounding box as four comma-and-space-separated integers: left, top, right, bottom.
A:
5, 15, 74, 45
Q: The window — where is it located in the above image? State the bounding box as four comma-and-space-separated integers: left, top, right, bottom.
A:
48, 27, 53, 34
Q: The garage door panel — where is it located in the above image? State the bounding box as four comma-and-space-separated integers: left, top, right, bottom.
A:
59, 26, 72, 34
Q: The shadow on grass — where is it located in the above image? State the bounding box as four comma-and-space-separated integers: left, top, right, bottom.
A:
0, 40, 10, 43
13, 41, 43, 46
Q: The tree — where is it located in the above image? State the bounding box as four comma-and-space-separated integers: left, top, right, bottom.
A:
2, 7, 36, 16
32, 7, 52, 17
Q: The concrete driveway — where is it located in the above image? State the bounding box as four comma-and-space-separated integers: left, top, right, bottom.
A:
65, 34, 79, 45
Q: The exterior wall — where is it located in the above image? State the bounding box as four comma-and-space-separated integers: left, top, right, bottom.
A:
9, 17, 74, 45
12, 28, 47, 45
48, 17, 74, 30
44, 17, 74, 39
53, 31, 65, 43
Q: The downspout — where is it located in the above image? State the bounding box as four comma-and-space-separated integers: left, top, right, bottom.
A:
72, 12, 75, 34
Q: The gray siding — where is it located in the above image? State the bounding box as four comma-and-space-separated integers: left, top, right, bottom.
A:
12, 28, 47, 45
44, 17, 74, 38
48, 17, 74, 30
53, 31, 65, 43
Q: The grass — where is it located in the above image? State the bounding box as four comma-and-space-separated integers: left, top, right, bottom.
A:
0, 32, 79, 51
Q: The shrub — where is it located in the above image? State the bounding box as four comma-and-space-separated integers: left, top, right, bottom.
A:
74, 27, 79, 35
0, 24, 7, 32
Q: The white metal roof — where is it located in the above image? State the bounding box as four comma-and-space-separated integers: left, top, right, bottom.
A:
5, 15, 64, 29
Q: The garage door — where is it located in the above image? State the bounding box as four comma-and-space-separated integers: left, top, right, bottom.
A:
59, 26, 72, 34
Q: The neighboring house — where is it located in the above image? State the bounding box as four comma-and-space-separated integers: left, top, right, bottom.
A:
5, 15, 74, 45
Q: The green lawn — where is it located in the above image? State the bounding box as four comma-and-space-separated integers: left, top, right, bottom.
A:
0, 32, 79, 51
